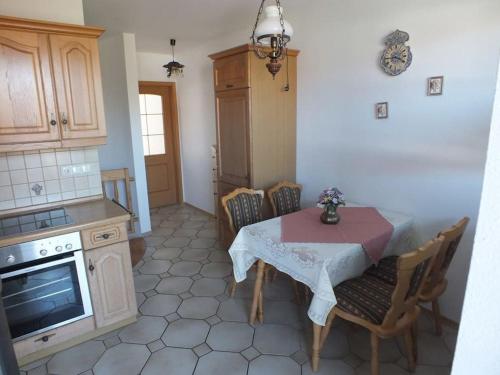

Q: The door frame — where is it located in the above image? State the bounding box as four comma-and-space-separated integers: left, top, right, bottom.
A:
138, 81, 183, 204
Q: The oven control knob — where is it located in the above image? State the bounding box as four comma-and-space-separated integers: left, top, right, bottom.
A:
55, 246, 63, 252
65, 243, 73, 250
6, 255, 15, 264
40, 249, 48, 256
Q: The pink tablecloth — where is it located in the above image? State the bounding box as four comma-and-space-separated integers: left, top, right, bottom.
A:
281, 207, 394, 263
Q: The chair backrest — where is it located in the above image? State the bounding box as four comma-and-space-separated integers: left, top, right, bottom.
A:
101, 168, 135, 232
424, 217, 469, 293
382, 237, 442, 328
221, 188, 265, 234
267, 181, 302, 217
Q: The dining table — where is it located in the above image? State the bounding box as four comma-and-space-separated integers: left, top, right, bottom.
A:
228, 203, 414, 371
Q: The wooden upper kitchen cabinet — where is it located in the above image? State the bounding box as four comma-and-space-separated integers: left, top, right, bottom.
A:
209, 45, 299, 248
0, 16, 107, 152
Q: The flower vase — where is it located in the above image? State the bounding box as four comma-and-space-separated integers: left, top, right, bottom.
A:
320, 204, 340, 225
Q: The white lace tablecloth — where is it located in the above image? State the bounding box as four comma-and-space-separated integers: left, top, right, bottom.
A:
228, 206, 414, 326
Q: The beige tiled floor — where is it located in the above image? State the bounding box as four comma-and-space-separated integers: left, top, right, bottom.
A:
20, 204, 457, 375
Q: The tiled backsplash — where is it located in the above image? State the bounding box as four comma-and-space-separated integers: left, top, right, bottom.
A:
0, 147, 102, 211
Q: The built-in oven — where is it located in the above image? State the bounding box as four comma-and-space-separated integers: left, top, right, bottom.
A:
0, 232, 92, 342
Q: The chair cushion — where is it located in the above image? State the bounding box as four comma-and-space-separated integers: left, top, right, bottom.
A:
334, 275, 394, 325
364, 256, 398, 286
226, 193, 263, 232
272, 186, 301, 216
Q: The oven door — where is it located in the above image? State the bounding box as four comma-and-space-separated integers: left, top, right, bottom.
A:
0, 250, 93, 342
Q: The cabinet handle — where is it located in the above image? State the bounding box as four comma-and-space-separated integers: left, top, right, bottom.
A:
50, 113, 57, 126
226, 84, 234, 88
97, 233, 111, 240
35, 333, 56, 343
88, 259, 95, 273
61, 112, 68, 130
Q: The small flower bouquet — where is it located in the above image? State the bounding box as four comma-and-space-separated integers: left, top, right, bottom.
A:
317, 187, 345, 208
317, 187, 345, 224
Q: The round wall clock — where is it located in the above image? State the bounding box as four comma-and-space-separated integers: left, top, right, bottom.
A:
380, 30, 412, 76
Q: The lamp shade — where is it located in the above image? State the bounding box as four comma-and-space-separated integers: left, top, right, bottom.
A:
254, 5, 293, 43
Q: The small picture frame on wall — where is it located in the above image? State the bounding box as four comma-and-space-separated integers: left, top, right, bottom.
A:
375, 102, 388, 119
427, 76, 444, 96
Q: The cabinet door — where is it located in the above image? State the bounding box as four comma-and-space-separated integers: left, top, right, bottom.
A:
216, 89, 251, 186
214, 53, 249, 91
0, 30, 60, 145
49, 34, 106, 141
85, 241, 137, 328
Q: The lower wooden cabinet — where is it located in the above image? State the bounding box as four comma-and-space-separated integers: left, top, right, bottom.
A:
84, 241, 137, 328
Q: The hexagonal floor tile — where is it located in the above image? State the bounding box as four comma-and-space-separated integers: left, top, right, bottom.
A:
206, 322, 254, 352
47, 340, 105, 375
139, 259, 172, 275
208, 250, 231, 263
178, 296, 219, 319
355, 362, 408, 375
169, 261, 202, 276
151, 227, 175, 237
142, 347, 197, 375
140, 294, 181, 316
145, 236, 165, 246
162, 319, 210, 348
136, 292, 146, 307
348, 328, 401, 362
264, 300, 302, 329
191, 278, 227, 296
200, 263, 233, 278
152, 247, 183, 260
194, 351, 247, 375
93, 343, 150, 375
173, 228, 199, 237
197, 228, 217, 238
182, 220, 207, 229
249, 355, 300, 375
181, 249, 210, 261
134, 274, 160, 292
163, 237, 191, 248
156, 276, 193, 294
118, 316, 167, 344
302, 359, 355, 375
217, 298, 251, 322
320, 325, 350, 359
254, 324, 300, 356
190, 238, 216, 249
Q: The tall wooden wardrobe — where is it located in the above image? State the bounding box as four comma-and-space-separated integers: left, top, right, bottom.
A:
209, 44, 299, 248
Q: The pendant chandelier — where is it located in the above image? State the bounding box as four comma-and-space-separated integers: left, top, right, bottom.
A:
163, 39, 184, 78
251, 0, 293, 78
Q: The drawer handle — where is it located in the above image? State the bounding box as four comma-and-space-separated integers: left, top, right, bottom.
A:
35, 333, 56, 343
97, 233, 111, 240
226, 84, 234, 88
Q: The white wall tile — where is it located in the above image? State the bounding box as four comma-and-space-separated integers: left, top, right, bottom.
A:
43, 166, 59, 180
7, 154, 25, 170
24, 153, 41, 168
0, 156, 8, 172
0, 200, 15, 210
27, 168, 44, 182
10, 169, 27, 184
70, 149, 85, 164
29, 182, 44, 197
13, 184, 30, 199
14, 198, 31, 208
76, 189, 90, 198
45, 180, 60, 194
60, 178, 75, 192
40, 151, 57, 166
0, 186, 13, 201
31, 195, 47, 205
84, 148, 99, 162
62, 191, 76, 200
88, 174, 101, 188
74, 176, 89, 190
47, 193, 62, 202
56, 150, 71, 165
0, 171, 10, 186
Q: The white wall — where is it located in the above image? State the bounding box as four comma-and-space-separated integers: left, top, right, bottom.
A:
0, 0, 84, 24
291, 0, 500, 322
451, 54, 500, 375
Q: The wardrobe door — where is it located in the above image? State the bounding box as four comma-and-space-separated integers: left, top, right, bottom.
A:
49, 34, 106, 142
0, 30, 60, 146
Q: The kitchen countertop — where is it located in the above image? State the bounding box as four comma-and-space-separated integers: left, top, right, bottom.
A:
0, 199, 130, 248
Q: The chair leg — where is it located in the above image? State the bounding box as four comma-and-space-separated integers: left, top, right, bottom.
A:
404, 328, 416, 372
312, 323, 322, 372
250, 259, 266, 324
370, 333, 380, 375
230, 277, 237, 297
258, 290, 264, 323
319, 311, 335, 350
432, 299, 443, 336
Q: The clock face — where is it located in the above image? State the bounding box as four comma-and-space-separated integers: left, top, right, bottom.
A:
380, 44, 412, 76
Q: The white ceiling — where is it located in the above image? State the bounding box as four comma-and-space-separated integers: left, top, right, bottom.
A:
83, 0, 290, 53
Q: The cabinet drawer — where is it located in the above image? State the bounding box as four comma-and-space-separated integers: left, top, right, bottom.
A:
14, 317, 95, 360
214, 53, 249, 91
82, 222, 128, 250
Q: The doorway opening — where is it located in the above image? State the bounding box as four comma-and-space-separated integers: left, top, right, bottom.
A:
138, 81, 182, 208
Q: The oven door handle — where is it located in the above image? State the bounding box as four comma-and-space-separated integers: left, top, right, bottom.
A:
0, 254, 78, 280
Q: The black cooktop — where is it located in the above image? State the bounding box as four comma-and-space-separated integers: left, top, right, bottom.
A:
0, 208, 74, 238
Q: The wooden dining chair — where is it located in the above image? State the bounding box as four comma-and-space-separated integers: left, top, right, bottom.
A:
364, 217, 469, 335
221, 188, 265, 299
316, 237, 442, 375
267, 180, 302, 217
